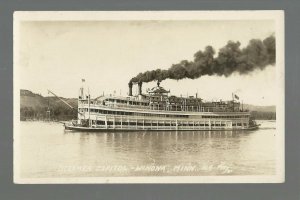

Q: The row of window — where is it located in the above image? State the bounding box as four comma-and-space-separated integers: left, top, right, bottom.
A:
80, 108, 248, 119
105, 97, 202, 105
202, 115, 248, 119
93, 120, 247, 127
105, 99, 149, 106
104, 98, 234, 109
80, 108, 188, 118
105, 100, 231, 110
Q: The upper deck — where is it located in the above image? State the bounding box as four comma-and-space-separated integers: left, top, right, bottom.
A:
78, 97, 249, 118
78, 82, 246, 114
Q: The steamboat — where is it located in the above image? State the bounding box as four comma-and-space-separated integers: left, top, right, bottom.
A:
59, 81, 259, 131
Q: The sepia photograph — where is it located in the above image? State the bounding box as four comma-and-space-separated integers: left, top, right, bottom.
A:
13, 11, 284, 183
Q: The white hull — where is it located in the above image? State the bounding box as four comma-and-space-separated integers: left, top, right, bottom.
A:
64, 122, 260, 132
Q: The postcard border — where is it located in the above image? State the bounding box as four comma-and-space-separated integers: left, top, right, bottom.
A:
13, 11, 285, 184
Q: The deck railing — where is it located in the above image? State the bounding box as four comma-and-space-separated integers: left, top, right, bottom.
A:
81, 101, 248, 113
87, 113, 249, 122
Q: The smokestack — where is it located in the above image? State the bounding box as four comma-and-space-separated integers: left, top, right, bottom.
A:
128, 82, 133, 96
138, 82, 142, 95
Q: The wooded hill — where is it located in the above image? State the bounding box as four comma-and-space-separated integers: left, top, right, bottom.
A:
20, 89, 77, 121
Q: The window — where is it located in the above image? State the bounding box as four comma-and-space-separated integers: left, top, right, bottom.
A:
97, 121, 105, 125
94, 109, 190, 118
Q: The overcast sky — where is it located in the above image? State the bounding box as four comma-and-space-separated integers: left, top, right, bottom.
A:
17, 20, 276, 105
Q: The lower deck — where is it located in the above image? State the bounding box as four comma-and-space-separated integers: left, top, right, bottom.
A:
75, 113, 250, 131
65, 122, 257, 131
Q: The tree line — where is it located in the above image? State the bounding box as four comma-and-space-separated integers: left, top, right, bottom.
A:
20, 106, 77, 121
250, 111, 276, 120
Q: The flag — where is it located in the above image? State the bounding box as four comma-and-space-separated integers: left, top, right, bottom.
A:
234, 94, 239, 100
82, 79, 85, 82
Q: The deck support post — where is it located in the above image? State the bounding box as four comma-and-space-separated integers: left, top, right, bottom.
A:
121, 116, 122, 129
113, 117, 115, 129
136, 118, 138, 129
105, 116, 108, 129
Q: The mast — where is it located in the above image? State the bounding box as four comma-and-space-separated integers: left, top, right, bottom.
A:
48, 90, 74, 109
46, 97, 50, 121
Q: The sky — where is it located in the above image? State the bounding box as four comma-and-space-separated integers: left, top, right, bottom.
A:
17, 20, 277, 106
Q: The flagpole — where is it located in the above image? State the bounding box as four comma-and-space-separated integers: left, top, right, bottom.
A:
232, 93, 234, 112
242, 100, 243, 112
88, 87, 91, 127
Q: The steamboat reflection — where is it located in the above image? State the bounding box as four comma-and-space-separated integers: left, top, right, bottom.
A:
65, 130, 247, 167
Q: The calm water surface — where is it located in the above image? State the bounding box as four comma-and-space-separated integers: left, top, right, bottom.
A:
19, 120, 276, 178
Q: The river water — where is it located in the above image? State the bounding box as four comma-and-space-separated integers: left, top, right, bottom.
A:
18, 120, 276, 178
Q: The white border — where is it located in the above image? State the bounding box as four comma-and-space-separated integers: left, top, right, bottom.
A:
13, 11, 285, 184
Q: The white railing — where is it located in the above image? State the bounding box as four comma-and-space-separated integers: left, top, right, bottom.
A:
87, 113, 249, 123
82, 103, 248, 114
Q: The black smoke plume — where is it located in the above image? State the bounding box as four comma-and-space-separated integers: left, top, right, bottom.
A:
130, 35, 275, 84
